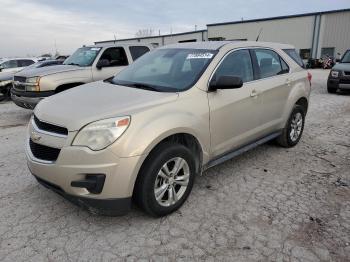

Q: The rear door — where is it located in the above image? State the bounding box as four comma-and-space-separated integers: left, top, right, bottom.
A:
250, 48, 291, 134
92, 47, 129, 81
17, 59, 36, 71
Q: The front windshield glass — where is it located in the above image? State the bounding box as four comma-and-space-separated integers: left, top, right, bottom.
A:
112, 48, 217, 92
63, 47, 101, 67
341, 50, 350, 63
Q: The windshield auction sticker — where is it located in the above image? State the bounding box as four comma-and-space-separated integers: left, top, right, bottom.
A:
186, 53, 214, 59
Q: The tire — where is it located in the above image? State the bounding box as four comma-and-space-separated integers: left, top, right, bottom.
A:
134, 142, 196, 217
276, 105, 305, 148
327, 85, 337, 94
0, 85, 10, 102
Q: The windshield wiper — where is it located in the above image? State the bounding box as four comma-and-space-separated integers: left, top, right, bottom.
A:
114, 81, 160, 92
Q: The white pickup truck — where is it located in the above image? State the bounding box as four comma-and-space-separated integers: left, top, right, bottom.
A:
11, 44, 151, 109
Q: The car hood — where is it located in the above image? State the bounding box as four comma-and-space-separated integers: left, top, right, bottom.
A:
35, 81, 179, 131
0, 71, 15, 81
15, 64, 86, 78
332, 63, 350, 71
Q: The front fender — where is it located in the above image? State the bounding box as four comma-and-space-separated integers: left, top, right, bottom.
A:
110, 104, 211, 164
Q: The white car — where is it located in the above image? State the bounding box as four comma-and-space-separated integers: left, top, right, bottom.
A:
0, 58, 38, 73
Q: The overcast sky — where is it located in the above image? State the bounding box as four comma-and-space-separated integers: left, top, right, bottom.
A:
0, 0, 349, 57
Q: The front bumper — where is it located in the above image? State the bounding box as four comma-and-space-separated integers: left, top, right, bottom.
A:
34, 175, 131, 216
26, 138, 144, 216
328, 76, 350, 90
11, 89, 54, 109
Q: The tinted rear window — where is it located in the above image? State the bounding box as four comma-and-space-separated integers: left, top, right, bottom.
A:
129, 46, 150, 61
283, 49, 305, 68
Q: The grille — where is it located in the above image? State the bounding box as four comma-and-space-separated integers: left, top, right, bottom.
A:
339, 79, 350, 84
13, 76, 27, 91
29, 139, 61, 162
34, 115, 68, 136
13, 76, 26, 83
344, 71, 350, 76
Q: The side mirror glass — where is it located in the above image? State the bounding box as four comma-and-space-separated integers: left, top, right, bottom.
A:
96, 59, 110, 69
209, 75, 243, 91
0, 65, 3, 72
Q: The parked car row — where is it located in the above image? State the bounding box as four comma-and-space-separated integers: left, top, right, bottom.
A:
23, 41, 311, 217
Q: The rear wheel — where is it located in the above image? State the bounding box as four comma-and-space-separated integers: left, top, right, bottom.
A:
276, 105, 305, 147
134, 142, 196, 217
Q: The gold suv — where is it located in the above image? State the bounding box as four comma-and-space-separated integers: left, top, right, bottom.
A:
26, 41, 311, 217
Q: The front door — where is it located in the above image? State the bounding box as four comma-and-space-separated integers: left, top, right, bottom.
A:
92, 47, 129, 81
208, 49, 263, 157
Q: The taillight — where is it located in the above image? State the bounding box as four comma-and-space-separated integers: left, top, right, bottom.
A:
307, 72, 312, 86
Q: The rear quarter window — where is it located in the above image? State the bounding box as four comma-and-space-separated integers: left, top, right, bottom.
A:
283, 49, 305, 68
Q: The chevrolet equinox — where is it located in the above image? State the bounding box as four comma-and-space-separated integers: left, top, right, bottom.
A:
26, 41, 311, 217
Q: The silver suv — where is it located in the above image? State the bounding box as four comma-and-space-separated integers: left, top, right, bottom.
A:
11, 44, 151, 109
26, 41, 311, 217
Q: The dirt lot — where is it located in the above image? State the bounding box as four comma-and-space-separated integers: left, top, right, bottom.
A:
0, 70, 349, 262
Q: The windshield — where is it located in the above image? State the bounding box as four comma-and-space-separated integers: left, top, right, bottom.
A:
341, 50, 350, 63
111, 48, 217, 92
63, 47, 101, 67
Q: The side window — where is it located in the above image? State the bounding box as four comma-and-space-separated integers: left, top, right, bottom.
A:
254, 49, 285, 79
99, 47, 128, 67
129, 46, 150, 61
214, 49, 253, 83
283, 49, 305, 68
2, 60, 18, 69
18, 59, 35, 67
280, 58, 289, 73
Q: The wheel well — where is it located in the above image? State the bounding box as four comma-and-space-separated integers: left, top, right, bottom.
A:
55, 83, 84, 93
295, 97, 308, 113
147, 133, 203, 174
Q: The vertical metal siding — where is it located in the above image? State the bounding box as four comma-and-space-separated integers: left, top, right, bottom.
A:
207, 16, 315, 50
321, 11, 350, 55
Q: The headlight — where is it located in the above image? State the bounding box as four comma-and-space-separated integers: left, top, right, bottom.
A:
0, 80, 12, 87
331, 70, 339, 78
72, 116, 130, 151
26, 77, 40, 91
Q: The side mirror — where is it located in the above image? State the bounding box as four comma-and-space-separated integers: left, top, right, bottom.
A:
0, 65, 3, 72
96, 59, 110, 69
209, 75, 243, 91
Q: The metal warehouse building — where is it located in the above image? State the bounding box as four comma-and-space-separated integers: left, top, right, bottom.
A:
96, 8, 350, 59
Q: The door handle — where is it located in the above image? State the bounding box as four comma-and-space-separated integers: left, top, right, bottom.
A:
250, 89, 258, 97
286, 78, 292, 86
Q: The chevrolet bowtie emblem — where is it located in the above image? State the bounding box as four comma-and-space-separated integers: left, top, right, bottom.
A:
31, 131, 41, 142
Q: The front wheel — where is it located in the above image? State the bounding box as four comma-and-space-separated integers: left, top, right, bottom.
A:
134, 142, 196, 217
327, 85, 337, 94
276, 105, 305, 147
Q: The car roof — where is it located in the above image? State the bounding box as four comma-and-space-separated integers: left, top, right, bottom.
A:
85, 43, 153, 48
159, 41, 295, 50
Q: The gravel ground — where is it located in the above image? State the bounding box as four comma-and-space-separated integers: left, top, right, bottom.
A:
0, 69, 349, 262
